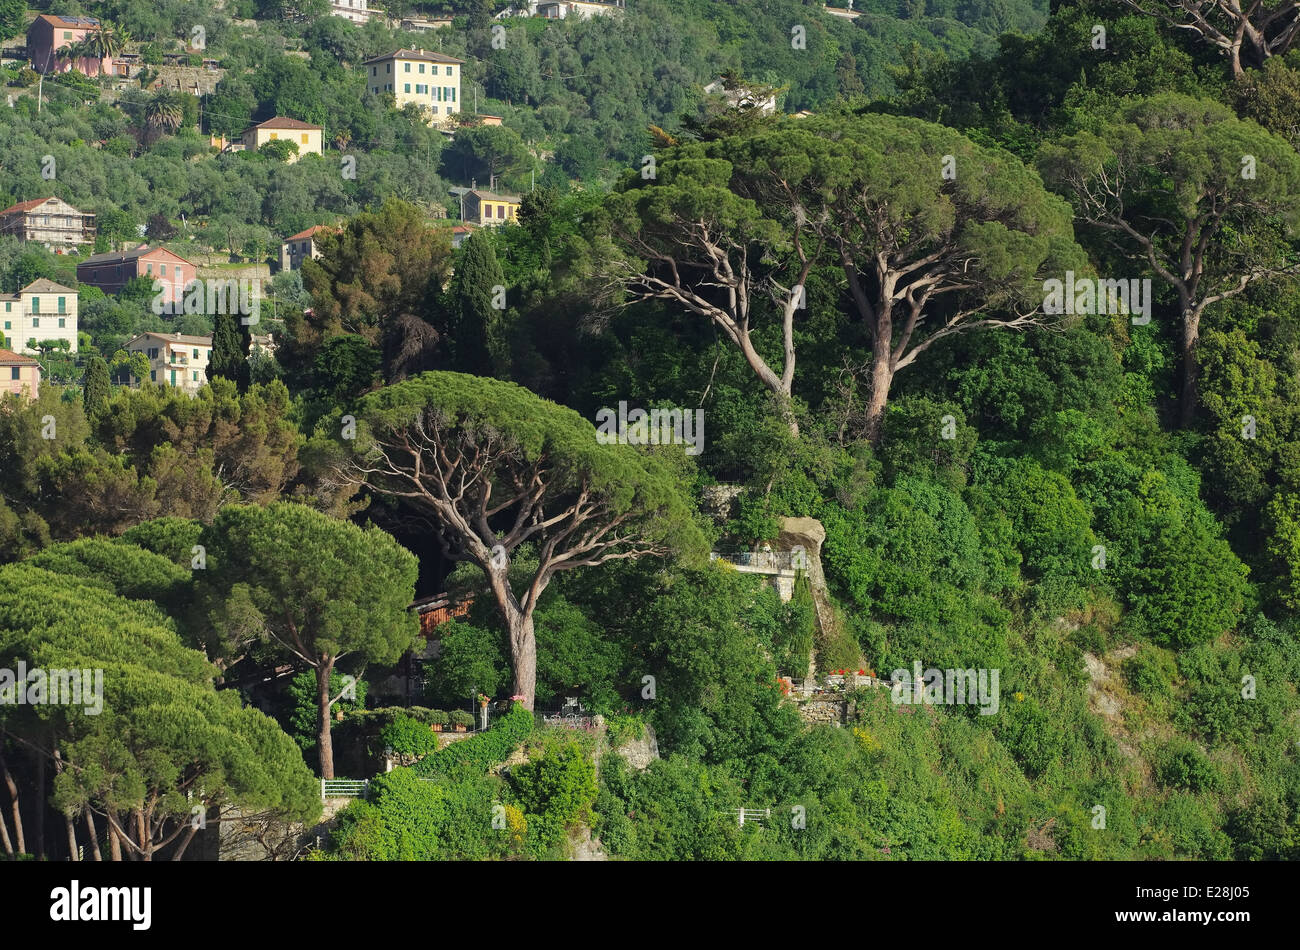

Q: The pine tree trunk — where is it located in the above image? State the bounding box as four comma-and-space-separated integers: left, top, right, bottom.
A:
0, 748, 23, 855
85, 811, 102, 861
317, 660, 336, 780
108, 820, 122, 861
1180, 307, 1201, 428
862, 349, 894, 445
506, 609, 537, 712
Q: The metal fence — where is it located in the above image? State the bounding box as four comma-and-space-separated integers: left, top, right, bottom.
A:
321, 779, 369, 800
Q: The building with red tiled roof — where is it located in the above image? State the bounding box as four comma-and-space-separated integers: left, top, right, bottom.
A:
0, 196, 95, 248
27, 14, 121, 77
280, 225, 338, 271
0, 349, 41, 402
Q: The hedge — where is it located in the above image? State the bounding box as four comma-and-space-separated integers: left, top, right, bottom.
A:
412, 701, 534, 780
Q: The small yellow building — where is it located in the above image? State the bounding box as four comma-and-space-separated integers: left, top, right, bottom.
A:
363, 49, 464, 125
241, 118, 324, 162
465, 190, 521, 227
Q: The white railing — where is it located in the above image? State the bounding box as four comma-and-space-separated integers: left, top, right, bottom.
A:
710, 550, 801, 571
321, 778, 369, 800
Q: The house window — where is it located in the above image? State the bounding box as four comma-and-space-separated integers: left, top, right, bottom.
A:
403, 63, 409, 72
32, 318, 39, 327
4, 302, 9, 312
150, 370, 156, 381
57, 297, 65, 313
450, 88, 456, 102
192, 371, 198, 382
10, 368, 18, 381
146, 263, 153, 275
64, 32, 72, 40
3, 321, 9, 330
386, 63, 391, 73
404, 83, 411, 93
431, 106, 438, 114
269, 132, 278, 140
419, 64, 425, 74
445, 66, 452, 76
30, 298, 39, 313
193, 349, 199, 359
301, 133, 309, 144
58, 318, 65, 328
170, 370, 177, 385
148, 347, 158, 359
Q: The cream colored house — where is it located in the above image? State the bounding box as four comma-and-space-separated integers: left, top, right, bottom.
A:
363, 49, 464, 125
241, 118, 324, 162
0, 349, 40, 401
0, 196, 96, 248
0, 279, 78, 355
127, 331, 276, 393
127, 331, 213, 394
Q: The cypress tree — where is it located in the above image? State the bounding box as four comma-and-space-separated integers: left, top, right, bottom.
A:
82, 356, 110, 417
210, 311, 251, 391
449, 232, 508, 376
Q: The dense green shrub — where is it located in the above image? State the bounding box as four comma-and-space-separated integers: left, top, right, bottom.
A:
379, 713, 439, 763
1155, 741, 1222, 793
509, 741, 598, 850
413, 702, 534, 780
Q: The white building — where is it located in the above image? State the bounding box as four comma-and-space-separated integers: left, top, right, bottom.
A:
329, 0, 374, 24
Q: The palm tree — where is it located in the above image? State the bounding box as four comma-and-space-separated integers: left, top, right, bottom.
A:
333, 129, 352, 152
85, 21, 130, 77
59, 39, 91, 73
144, 90, 184, 139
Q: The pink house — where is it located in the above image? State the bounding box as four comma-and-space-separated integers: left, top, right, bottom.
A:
27, 15, 118, 77
77, 245, 197, 307
0, 349, 41, 402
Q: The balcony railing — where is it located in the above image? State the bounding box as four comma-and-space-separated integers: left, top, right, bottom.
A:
710, 550, 799, 571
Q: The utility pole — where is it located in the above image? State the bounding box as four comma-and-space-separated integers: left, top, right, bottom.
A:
37, 49, 53, 114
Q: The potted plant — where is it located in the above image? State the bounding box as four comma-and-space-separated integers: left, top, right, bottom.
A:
428, 709, 448, 732
450, 710, 474, 732
477, 692, 491, 708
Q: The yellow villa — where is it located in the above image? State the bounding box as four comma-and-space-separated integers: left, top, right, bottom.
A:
363, 49, 464, 125
240, 118, 324, 162
465, 190, 521, 227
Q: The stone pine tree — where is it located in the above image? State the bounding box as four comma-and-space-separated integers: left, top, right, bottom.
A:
447, 231, 509, 376
1039, 94, 1300, 426
197, 503, 420, 779
82, 356, 110, 418
346, 372, 705, 710
209, 310, 251, 391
